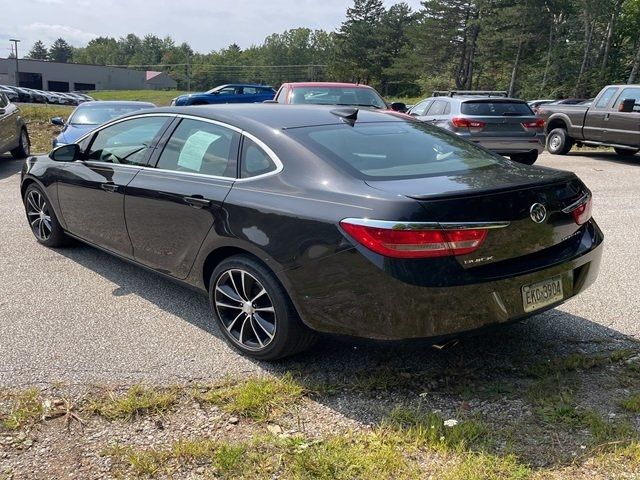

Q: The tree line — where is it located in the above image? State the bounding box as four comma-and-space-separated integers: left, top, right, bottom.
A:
24, 0, 640, 99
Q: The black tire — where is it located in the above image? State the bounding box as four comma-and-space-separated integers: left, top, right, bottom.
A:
10, 128, 30, 159
546, 128, 573, 155
509, 150, 539, 165
209, 255, 317, 360
614, 147, 639, 157
23, 184, 70, 248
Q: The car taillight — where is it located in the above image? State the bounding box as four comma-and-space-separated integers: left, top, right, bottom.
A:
339, 220, 488, 258
451, 117, 486, 130
571, 197, 592, 225
522, 118, 545, 130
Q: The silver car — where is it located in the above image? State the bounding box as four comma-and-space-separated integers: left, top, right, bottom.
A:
408, 91, 545, 164
0, 92, 29, 158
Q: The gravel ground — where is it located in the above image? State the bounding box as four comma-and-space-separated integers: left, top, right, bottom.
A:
0, 149, 638, 389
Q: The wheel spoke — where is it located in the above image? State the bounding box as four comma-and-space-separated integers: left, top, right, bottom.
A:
30, 217, 40, 227
252, 313, 275, 339
251, 288, 267, 303
216, 284, 242, 302
228, 271, 246, 301
42, 219, 52, 234
216, 302, 243, 310
249, 317, 264, 347
38, 220, 44, 239
255, 306, 275, 313
239, 314, 250, 344
27, 194, 38, 211
225, 311, 244, 332
241, 271, 249, 300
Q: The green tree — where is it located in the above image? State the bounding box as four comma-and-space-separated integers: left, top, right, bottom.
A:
48, 38, 74, 63
26, 40, 48, 60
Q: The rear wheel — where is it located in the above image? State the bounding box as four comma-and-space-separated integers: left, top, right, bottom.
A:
209, 255, 317, 360
546, 128, 573, 155
10, 128, 30, 159
23, 184, 70, 247
614, 147, 639, 157
509, 150, 538, 165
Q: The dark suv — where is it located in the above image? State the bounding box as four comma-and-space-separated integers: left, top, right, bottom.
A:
407, 91, 545, 164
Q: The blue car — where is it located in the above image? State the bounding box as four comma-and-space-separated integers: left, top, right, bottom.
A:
171, 84, 275, 106
51, 101, 155, 148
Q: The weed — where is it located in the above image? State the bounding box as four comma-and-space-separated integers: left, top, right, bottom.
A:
85, 385, 179, 420
443, 452, 531, 480
195, 374, 304, 421
0, 388, 43, 431
620, 393, 640, 413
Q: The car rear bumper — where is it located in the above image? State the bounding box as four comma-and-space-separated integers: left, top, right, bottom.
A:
282, 223, 603, 340
468, 136, 545, 154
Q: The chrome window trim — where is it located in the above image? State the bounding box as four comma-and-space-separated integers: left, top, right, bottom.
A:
341, 218, 510, 230
561, 192, 591, 213
70, 112, 285, 183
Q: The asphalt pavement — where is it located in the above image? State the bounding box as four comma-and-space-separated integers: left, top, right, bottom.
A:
0, 151, 638, 388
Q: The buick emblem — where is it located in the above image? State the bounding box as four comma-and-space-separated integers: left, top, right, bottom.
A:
530, 203, 547, 223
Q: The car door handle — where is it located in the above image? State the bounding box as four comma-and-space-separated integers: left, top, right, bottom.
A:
184, 196, 211, 208
604, 113, 610, 121
100, 183, 119, 193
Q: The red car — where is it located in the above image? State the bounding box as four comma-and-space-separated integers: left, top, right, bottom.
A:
272, 82, 407, 112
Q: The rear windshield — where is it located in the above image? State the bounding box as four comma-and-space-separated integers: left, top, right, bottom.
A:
289, 87, 387, 109
461, 101, 533, 116
69, 104, 153, 125
286, 121, 499, 180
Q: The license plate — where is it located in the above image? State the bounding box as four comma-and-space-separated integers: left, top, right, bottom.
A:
521, 276, 563, 313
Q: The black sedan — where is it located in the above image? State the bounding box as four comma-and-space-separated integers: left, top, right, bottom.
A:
20, 105, 603, 360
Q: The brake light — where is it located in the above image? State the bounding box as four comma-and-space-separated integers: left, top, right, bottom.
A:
451, 117, 486, 130
571, 197, 592, 225
522, 118, 545, 129
339, 220, 488, 258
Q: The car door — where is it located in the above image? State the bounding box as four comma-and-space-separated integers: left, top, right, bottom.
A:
0, 93, 10, 151
603, 87, 640, 147
124, 116, 240, 278
56, 115, 172, 258
583, 86, 618, 142
421, 100, 449, 125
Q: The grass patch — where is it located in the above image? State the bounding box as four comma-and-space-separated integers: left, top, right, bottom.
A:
529, 350, 637, 378
19, 104, 74, 123
386, 406, 489, 452
443, 452, 531, 480
195, 374, 304, 422
620, 393, 640, 413
91, 90, 185, 106
0, 388, 43, 431
85, 385, 179, 420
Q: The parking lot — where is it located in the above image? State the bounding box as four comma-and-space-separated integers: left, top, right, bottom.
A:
0, 150, 638, 388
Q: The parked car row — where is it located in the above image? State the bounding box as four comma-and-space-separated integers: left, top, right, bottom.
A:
0, 92, 30, 158
0, 85, 93, 105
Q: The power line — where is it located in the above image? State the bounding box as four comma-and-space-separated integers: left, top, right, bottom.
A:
106, 62, 328, 69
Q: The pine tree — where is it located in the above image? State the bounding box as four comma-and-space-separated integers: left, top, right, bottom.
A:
48, 38, 74, 63
27, 40, 48, 60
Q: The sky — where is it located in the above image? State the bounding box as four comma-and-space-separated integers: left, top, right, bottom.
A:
1, 0, 424, 58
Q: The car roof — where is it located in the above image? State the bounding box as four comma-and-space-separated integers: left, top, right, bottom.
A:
78, 100, 155, 107
216, 83, 273, 89
285, 82, 374, 89
134, 104, 406, 131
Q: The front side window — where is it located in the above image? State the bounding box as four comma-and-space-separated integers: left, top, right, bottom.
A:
240, 137, 276, 178
595, 87, 618, 109
287, 121, 499, 180
85, 116, 168, 166
410, 100, 432, 116
0, 93, 7, 108
156, 118, 240, 177
427, 100, 447, 115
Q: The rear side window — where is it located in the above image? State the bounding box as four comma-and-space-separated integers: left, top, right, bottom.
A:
287, 122, 498, 180
240, 137, 277, 178
156, 119, 240, 177
615, 87, 640, 111
461, 101, 533, 116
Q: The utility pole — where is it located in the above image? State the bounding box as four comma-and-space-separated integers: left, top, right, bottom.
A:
186, 54, 191, 92
9, 39, 20, 86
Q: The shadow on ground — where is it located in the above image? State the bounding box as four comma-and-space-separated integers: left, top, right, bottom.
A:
57, 240, 640, 469
0, 155, 24, 181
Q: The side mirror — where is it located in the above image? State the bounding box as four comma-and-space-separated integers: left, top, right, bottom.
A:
619, 98, 636, 113
49, 144, 80, 162
390, 102, 407, 113
51, 116, 65, 126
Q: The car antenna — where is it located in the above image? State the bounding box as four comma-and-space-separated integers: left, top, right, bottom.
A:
331, 107, 358, 126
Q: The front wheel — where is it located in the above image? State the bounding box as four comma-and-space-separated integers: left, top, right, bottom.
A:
546, 128, 573, 155
614, 147, 639, 157
10, 128, 30, 159
509, 150, 538, 165
23, 184, 70, 247
209, 255, 317, 360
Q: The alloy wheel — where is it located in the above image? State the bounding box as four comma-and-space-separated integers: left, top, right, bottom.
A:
26, 190, 52, 241
214, 269, 276, 351
21, 130, 30, 156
